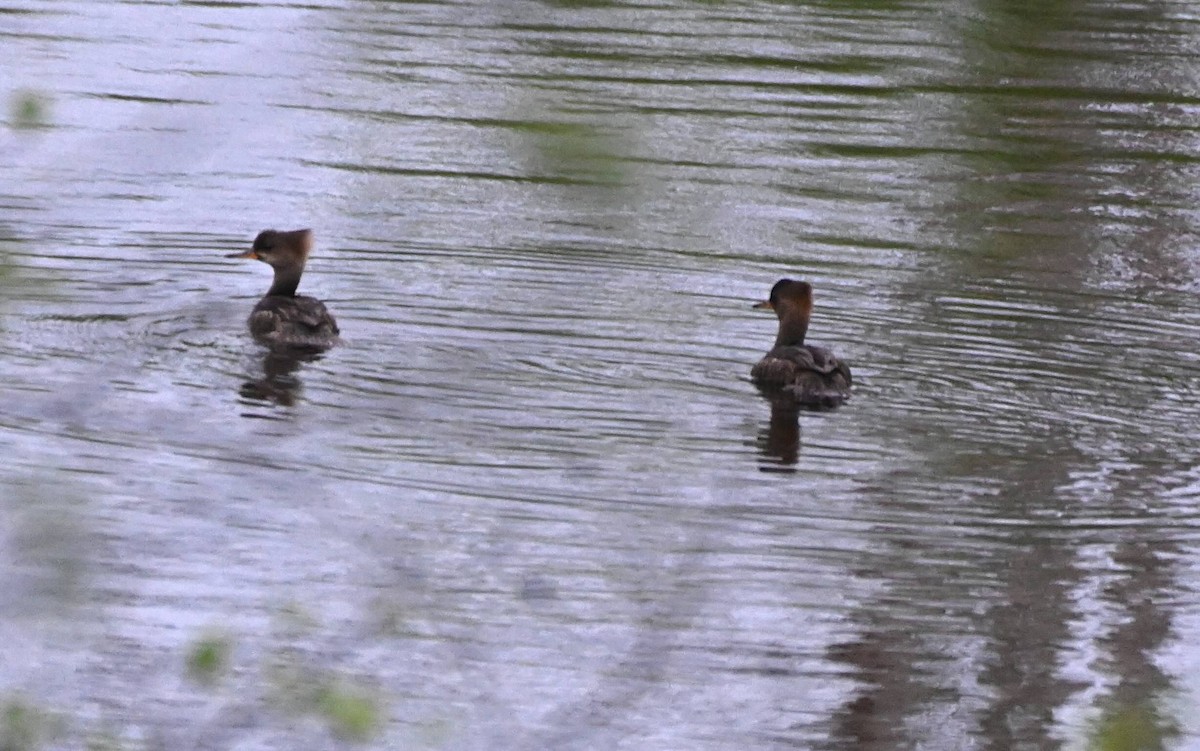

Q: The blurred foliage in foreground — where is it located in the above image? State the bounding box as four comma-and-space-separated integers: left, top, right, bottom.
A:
8, 90, 51, 131
185, 632, 233, 687
0, 695, 64, 751
267, 659, 384, 743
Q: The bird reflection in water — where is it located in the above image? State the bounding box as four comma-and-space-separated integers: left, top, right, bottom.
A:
755, 392, 802, 472
238, 349, 324, 407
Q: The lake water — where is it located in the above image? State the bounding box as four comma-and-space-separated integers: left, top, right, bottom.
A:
3, 1, 1200, 749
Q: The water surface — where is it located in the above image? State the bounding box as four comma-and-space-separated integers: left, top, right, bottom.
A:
3, 1, 1200, 749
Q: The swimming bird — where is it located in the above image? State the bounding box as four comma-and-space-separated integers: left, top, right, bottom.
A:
227, 228, 339, 351
751, 278, 851, 408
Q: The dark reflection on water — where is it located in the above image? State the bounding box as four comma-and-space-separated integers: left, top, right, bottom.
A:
239, 350, 323, 409
2, 0, 1200, 749
827, 629, 932, 750
755, 402, 801, 472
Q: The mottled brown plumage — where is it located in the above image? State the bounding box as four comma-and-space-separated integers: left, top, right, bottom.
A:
227, 229, 339, 352
751, 279, 851, 408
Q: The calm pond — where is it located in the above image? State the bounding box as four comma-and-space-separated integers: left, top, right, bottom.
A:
3, 1, 1200, 749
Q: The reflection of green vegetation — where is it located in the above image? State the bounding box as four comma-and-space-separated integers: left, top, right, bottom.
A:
1087, 702, 1173, 751
0, 696, 62, 751
9, 90, 50, 131
511, 116, 628, 186
185, 632, 233, 687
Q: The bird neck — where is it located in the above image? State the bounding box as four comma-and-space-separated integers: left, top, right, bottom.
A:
267, 265, 303, 297
774, 313, 809, 347
774, 299, 812, 346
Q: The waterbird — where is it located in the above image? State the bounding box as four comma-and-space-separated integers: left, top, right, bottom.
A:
751, 278, 851, 408
226, 229, 339, 351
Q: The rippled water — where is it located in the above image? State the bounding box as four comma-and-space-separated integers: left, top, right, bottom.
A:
4, 1, 1200, 748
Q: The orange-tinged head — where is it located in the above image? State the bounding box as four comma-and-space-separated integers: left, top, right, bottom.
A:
754, 278, 813, 346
